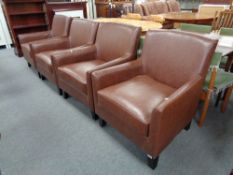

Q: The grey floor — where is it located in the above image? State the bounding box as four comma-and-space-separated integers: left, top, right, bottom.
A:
0, 48, 232, 175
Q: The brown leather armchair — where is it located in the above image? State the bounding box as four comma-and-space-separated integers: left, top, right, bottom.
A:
18, 15, 72, 68
52, 23, 141, 117
91, 30, 217, 169
34, 19, 99, 87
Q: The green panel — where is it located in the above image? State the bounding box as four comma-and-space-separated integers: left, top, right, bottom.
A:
180, 23, 212, 34
220, 28, 233, 36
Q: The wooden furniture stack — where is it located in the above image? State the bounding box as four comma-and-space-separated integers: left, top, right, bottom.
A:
2, 0, 48, 56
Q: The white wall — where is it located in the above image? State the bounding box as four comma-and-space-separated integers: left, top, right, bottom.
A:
0, 4, 12, 47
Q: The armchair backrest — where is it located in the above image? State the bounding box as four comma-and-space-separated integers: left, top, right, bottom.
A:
50, 15, 72, 37
69, 19, 99, 48
167, 0, 180, 12
95, 23, 141, 61
141, 30, 217, 88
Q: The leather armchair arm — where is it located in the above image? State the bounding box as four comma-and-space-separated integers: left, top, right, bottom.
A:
87, 53, 136, 76
18, 31, 50, 44
51, 45, 97, 67
149, 75, 203, 155
91, 59, 142, 92
91, 59, 143, 110
30, 37, 69, 55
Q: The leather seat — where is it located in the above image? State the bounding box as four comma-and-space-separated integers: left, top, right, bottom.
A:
19, 15, 72, 68
92, 30, 217, 169
58, 60, 105, 94
98, 74, 175, 136
35, 19, 99, 84
53, 22, 141, 112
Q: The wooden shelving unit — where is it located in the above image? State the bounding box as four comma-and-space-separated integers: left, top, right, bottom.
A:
2, 0, 48, 56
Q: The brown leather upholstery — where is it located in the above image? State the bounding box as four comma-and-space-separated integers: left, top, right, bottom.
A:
141, 0, 180, 16
35, 19, 99, 84
19, 15, 72, 68
167, 0, 181, 12
141, 2, 159, 16
154, 1, 169, 14
92, 30, 217, 161
53, 23, 141, 111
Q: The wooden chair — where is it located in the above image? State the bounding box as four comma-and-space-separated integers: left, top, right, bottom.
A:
212, 10, 233, 30
179, 24, 233, 127
215, 27, 233, 113
199, 53, 233, 126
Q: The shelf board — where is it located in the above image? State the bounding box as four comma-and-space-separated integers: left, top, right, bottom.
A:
6, 0, 44, 4
9, 11, 46, 16
13, 23, 48, 30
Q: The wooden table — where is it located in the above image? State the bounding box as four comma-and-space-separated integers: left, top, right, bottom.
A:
162, 12, 215, 26
94, 18, 162, 33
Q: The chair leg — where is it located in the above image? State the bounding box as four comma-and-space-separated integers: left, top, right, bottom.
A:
215, 91, 222, 107
184, 121, 191, 131
198, 90, 212, 127
147, 155, 159, 170
58, 88, 63, 96
38, 72, 41, 79
63, 92, 69, 99
221, 86, 233, 113
27, 62, 31, 68
99, 118, 106, 127
91, 111, 99, 120
41, 75, 46, 81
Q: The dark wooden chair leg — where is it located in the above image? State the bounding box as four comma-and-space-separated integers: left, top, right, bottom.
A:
38, 72, 41, 79
41, 75, 46, 80
91, 111, 99, 120
63, 92, 69, 99
27, 62, 31, 68
99, 118, 106, 127
184, 121, 191, 131
58, 88, 63, 96
215, 91, 222, 107
147, 155, 159, 170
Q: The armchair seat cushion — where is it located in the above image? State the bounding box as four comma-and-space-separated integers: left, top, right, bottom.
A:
97, 75, 175, 136
58, 59, 105, 94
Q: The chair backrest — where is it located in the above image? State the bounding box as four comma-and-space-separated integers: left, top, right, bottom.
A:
50, 15, 72, 37
166, 0, 180, 12
220, 27, 233, 36
180, 23, 212, 34
95, 23, 141, 61
154, 1, 169, 14
141, 2, 158, 15
141, 30, 218, 88
212, 10, 233, 30
198, 5, 225, 16
69, 19, 99, 48
134, 4, 144, 16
